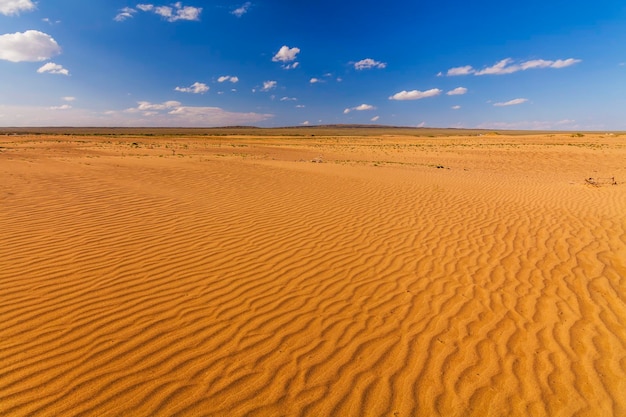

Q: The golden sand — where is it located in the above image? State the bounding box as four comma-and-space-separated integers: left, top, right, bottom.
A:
1, 133, 625, 416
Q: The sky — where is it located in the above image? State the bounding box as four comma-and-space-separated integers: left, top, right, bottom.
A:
1, 0, 625, 129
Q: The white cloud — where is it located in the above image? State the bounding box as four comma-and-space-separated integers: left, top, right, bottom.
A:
0, 0, 35, 15
126, 101, 182, 113
475, 58, 517, 75
493, 98, 528, 107
154, 3, 202, 22
344, 104, 376, 114
49, 104, 72, 110
137, 4, 154, 11
451, 105, 461, 110
0, 103, 272, 127
231, 2, 251, 17
520, 58, 581, 70
37, 62, 70, 76
552, 59, 582, 68
446, 65, 475, 76
174, 82, 209, 94
154, 6, 173, 18
301, 120, 310, 125
446, 87, 467, 96
42, 17, 61, 24
371, 116, 380, 122
282, 62, 299, 70
62, 96, 76, 102
272, 45, 300, 63
166, 106, 272, 125
280, 97, 297, 101
125, 100, 272, 125
354, 58, 387, 70
309, 78, 321, 84
119, 3, 202, 22
445, 58, 582, 76
417, 122, 426, 128
0, 30, 61, 62
261, 80, 277, 91
217, 75, 239, 83
389, 88, 442, 101
114, 7, 137, 21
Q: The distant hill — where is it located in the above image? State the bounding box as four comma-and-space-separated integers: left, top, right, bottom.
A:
0, 125, 615, 137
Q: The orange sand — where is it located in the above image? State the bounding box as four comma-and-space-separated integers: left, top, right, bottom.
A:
1, 133, 625, 416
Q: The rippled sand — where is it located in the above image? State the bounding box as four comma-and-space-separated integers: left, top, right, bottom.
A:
1, 133, 625, 416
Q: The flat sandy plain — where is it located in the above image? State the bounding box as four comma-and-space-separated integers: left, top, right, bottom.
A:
1, 128, 625, 416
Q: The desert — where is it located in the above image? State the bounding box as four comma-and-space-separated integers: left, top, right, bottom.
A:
1, 128, 625, 416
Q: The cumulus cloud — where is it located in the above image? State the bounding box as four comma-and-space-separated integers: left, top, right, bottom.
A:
493, 98, 528, 107
474, 58, 515, 75
272, 45, 299, 62
344, 103, 376, 114
261, 80, 277, 91
371, 115, 380, 122
126, 101, 182, 113
446, 87, 467, 96
389, 88, 442, 101
295, 104, 305, 108
155, 3, 202, 21
0, 0, 35, 15
309, 78, 321, 84
116, 3, 202, 22
217, 75, 239, 83
354, 58, 387, 70
444, 58, 582, 76
37, 62, 69, 76
446, 65, 475, 76
122, 100, 271, 125
231, 2, 251, 17
0, 30, 61, 62
174, 82, 209, 93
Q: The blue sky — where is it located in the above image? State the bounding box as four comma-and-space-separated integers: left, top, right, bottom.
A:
1, 0, 625, 128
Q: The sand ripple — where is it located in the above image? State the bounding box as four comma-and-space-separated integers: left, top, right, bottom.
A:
1, 135, 625, 416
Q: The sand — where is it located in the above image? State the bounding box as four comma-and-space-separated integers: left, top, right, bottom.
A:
1, 132, 625, 416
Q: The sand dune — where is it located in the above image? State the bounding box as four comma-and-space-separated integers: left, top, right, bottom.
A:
1, 133, 625, 416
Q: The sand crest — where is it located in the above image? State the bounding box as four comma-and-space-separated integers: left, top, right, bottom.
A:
1, 132, 625, 416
